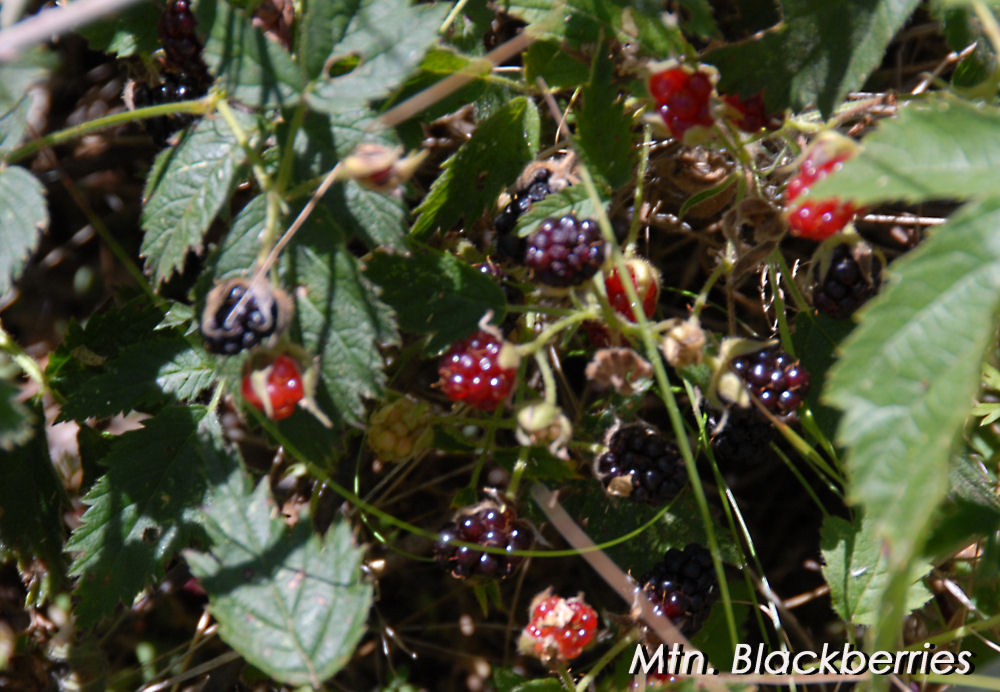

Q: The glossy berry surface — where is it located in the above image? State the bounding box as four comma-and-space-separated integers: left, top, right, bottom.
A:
524, 216, 605, 287
722, 92, 783, 133
731, 348, 810, 417
241, 355, 304, 420
433, 503, 531, 580
812, 244, 881, 319
595, 425, 686, 504
438, 330, 517, 411
520, 594, 598, 662
640, 544, 719, 637
785, 151, 859, 240
648, 67, 714, 140
201, 282, 281, 355
158, 0, 209, 81
604, 260, 659, 321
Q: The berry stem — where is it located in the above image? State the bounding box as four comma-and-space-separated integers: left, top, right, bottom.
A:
0, 318, 53, 399
765, 259, 796, 358
577, 162, 740, 647
574, 629, 638, 692
513, 310, 596, 357
623, 124, 653, 251
505, 447, 529, 501
692, 261, 726, 319
5, 94, 216, 165
534, 351, 558, 407
555, 664, 576, 691
770, 248, 813, 315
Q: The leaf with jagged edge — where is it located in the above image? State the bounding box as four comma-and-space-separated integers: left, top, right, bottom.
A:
66, 407, 232, 627
0, 166, 47, 298
185, 472, 372, 687
195, 1, 303, 109
306, 0, 449, 114
821, 513, 933, 626
577, 47, 634, 190
77, 2, 162, 58
0, 369, 32, 451
365, 244, 506, 354
810, 96, 1000, 204
705, 0, 921, 116
825, 197, 1000, 573
411, 97, 540, 239
141, 111, 254, 284
514, 185, 607, 238
289, 205, 397, 426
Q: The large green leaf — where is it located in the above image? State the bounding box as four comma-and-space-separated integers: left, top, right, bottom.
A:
297, 0, 360, 81
76, 2, 162, 58
185, 472, 372, 688
291, 207, 398, 426
809, 96, 1000, 204
0, 49, 54, 152
0, 166, 47, 297
66, 407, 228, 626
705, 0, 921, 116
306, 0, 449, 114
0, 365, 32, 451
577, 47, 634, 190
365, 244, 506, 353
820, 514, 933, 626
825, 197, 1000, 571
141, 112, 253, 284
411, 97, 540, 238
196, 1, 303, 109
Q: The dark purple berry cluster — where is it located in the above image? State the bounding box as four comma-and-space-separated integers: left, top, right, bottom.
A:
433, 503, 531, 580
639, 544, 719, 637
707, 409, 776, 468
200, 280, 283, 355
732, 348, 810, 417
812, 244, 881, 319
595, 424, 687, 504
158, 0, 209, 84
132, 72, 203, 142
524, 216, 605, 287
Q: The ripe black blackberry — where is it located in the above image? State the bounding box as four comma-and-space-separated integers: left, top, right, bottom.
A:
595, 424, 687, 504
200, 279, 287, 355
433, 502, 532, 580
731, 348, 810, 417
495, 168, 552, 236
812, 244, 882, 319
706, 409, 775, 468
133, 71, 205, 142
158, 0, 210, 84
524, 216, 605, 287
639, 544, 719, 636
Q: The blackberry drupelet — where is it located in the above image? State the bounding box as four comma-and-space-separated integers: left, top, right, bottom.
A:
640, 544, 719, 636
524, 216, 605, 287
200, 279, 284, 355
731, 348, 810, 417
595, 424, 687, 504
433, 503, 532, 580
812, 244, 881, 319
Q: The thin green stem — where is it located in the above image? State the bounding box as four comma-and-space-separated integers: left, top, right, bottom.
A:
771, 248, 812, 314
215, 99, 274, 199
575, 630, 638, 692
514, 309, 596, 357
556, 665, 576, 691
624, 125, 652, 251
534, 351, 558, 406
767, 258, 795, 356
0, 319, 51, 397
5, 96, 215, 164
577, 163, 739, 646
506, 448, 530, 501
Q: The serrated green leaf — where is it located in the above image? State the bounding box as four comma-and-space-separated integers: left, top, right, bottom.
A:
824, 197, 1000, 571
291, 207, 397, 426
306, 0, 449, 114
706, 0, 921, 116
820, 514, 933, 626
66, 407, 230, 626
514, 185, 606, 237
0, 378, 32, 451
925, 455, 1000, 560
185, 472, 372, 687
810, 96, 1000, 204
523, 41, 590, 89
298, 0, 359, 80
411, 97, 540, 238
0, 407, 66, 602
577, 48, 634, 189
0, 166, 47, 297
141, 113, 253, 284
76, 2, 162, 57
676, 0, 719, 39
364, 245, 506, 353
196, 1, 304, 109
324, 180, 407, 251
0, 49, 54, 151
